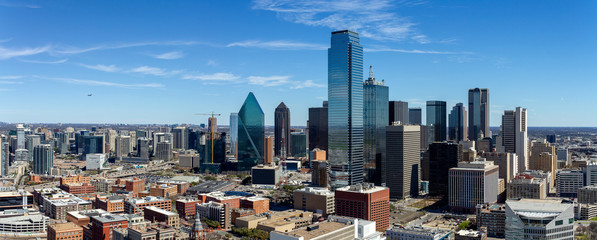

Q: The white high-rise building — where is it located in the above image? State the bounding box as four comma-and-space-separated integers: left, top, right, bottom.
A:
505, 199, 574, 239
86, 154, 107, 170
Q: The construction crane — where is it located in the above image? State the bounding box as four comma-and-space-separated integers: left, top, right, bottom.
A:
194, 112, 222, 164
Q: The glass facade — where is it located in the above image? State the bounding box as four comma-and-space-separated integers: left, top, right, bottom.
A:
426, 101, 447, 142
1, 142, 8, 176
82, 135, 104, 155
274, 102, 291, 157
448, 103, 467, 142
33, 144, 53, 175
308, 102, 328, 152
328, 30, 364, 188
290, 132, 307, 157
408, 108, 422, 125
363, 70, 388, 185
229, 113, 238, 155
237, 92, 264, 171
468, 88, 489, 140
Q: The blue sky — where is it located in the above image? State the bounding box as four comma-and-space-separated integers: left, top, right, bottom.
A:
0, 0, 595, 126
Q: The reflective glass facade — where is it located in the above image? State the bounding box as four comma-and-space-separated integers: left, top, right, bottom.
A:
274, 102, 291, 157
229, 113, 238, 155
237, 92, 264, 171
426, 101, 447, 142
448, 103, 467, 142
328, 30, 364, 188
308, 102, 328, 152
468, 88, 489, 140
363, 74, 388, 184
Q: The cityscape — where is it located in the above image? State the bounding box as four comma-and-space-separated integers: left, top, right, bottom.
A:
1, 1, 596, 240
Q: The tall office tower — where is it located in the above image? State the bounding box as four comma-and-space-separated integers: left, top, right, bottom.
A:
129, 131, 137, 149
208, 117, 218, 133
16, 124, 25, 150
529, 140, 557, 186
449, 160, 498, 213
264, 137, 273, 165
482, 152, 518, 184
557, 148, 569, 161
115, 136, 131, 158
363, 66, 389, 184
308, 101, 328, 152
274, 102, 291, 157
408, 108, 422, 125
328, 30, 364, 188
505, 199, 574, 239
108, 129, 117, 152
26, 134, 41, 160
155, 141, 172, 161
426, 101, 447, 142
153, 132, 172, 150
205, 132, 227, 164
137, 138, 149, 159
468, 88, 490, 140
501, 107, 528, 173
426, 142, 462, 196
237, 92, 265, 171
290, 131, 307, 158
55, 132, 69, 154
229, 113, 238, 156
386, 124, 420, 199
389, 101, 408, 125
33, 144, 53, 175
172, 126, 189, 150
546, 134, 556, 144
335, 183, 389, 231
81, 135, 104, 155
1, 141, 7, 176
448, 103, 467, 142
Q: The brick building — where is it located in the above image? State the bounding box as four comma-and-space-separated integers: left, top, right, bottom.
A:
143, 206, 180, 228
335, 183, 389, 231
175, 198, 201, 219
47, 222, 83, 240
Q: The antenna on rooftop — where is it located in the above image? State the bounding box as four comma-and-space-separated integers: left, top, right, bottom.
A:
369, 65, 373, 79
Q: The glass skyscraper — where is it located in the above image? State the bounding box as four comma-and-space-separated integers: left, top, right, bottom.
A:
237, 92, 264, 171
426, 100, 447, 142
468, 88, 489, 140
448, 103, 467, 142
328, 30, 364, 188
274, 102, 290, 157
363, 66, 388, 185
229, 113, 238, 155
308, 101, 328, 152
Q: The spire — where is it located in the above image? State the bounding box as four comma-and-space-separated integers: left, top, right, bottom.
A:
369, 65, 373, 79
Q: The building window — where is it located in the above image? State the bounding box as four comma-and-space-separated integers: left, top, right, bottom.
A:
555, 220, 563, 226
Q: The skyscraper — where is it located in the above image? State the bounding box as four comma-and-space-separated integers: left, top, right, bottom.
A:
468, 88, 489, 140
230, 113, 238, 156
137, 137, 149, 159
308, 101, 328, 152
208, 117, 218, 133
33, 144, 53, 175
408, 108, 422, 125
363, 66, 389, 184
426, 101, 447, 142
328, 30, 364, 188
501, 107, 528, 173
389, 101, 408, 125
427, 142, 462, 196
448, 103, 467, 142
16, 124, 25, 150
274, 102, 291, 157
386, 124, 420, 199
237, 92, 265, 171
172, 126, 189, 150
290, 131, 307, 158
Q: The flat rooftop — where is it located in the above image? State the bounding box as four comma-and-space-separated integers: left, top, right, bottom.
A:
336, 183, 388, 194
506, 199, 572, 213
281, 222, 348, 240
144, 206, 177, 216
52, 222, 82, 231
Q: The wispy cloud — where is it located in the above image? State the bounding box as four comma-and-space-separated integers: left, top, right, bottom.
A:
227, 40, 326, 50
0, 76, 23, 80
80, 64, 120, 72
207, 60, 218, 66
0, 80, 24, 84
37, 76, 164, 88
248, 75, 291, 86
366, 47, 472, 55
291, 80, 326, 89
183, 73, 241, 83
129, 66, 179, 76
0, 1, 41, 8
151, 51, 184, 60
0, 45, 50, 60
18, 58, 68, 64
253, 0, 421, 41
51, 41, 202, 55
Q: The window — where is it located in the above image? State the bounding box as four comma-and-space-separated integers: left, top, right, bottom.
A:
555, 220, 563, 226
569, 218, 574, 224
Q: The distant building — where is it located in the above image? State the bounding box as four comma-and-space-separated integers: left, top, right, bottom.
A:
505, 199, 574, 239
308, 101, 328, 152
386, 226, 452, 240
449, 103, 467, 142
481, 152, 517, 184
290, 132, 307, 158
48, 222, 83, 240
264, 137, 273, 165
507, 174, 546, 199
501, 107, 528, 173
155, 141, 172, 161
86, 154, 107, 170
293, 187, 335, 217
468, 88, 490, 141
137, 138, 149, 159
143, 206, 179, 229
274, 102, 291, 157
546, 134, 556, 144
115, 136, 131, 158
335, 183, 389, 231
557, 148, 569, 162
271, 216, 382, 240
251, 165, 282, 186
449, 160, 499, 212
426, 101, 447, 142
230, 113, 239, 156
33, 144, 53, 175
578, 185, 597, 204
208, 117, 218, 133
389, 101, 408, 125
556, 169, 584, 197
172, 126, 189, 150
408, 108, 422, 125
237, 92, 265, 171
529, 140, 557, 185
81, 135, 104, 155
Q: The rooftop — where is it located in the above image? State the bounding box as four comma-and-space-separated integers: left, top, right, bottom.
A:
144, 206, 177, 216
0, 213, 48, 225
91, 213, 128, 223
51, 222, 82, 231
295, 187, 334, 196
506, 199, 573, 216
129, 196, 169, 204
279, 221, 348, 239
336, 183, 388, 194
67, 209, 108, 219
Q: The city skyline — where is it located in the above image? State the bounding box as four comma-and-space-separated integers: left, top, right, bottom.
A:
1, 1, 595, 127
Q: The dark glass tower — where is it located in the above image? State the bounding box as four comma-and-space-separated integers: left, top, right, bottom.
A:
363, 66, 388, 184
408, 108, 422, 125
468, 88, 489, 140
427, 142, 461, 196
237, 92, 264, 171
274, 102, 291, 157
328, 30, 364, 188
308, 101, 328, 152
426, 101, 447, 142
448, 103, 467, 142
389, 101, 408, 125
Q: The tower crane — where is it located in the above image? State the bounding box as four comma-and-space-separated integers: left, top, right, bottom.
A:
195, 112, 221, 164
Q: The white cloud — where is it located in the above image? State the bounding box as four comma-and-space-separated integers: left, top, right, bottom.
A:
129, 66, 177, 76
252, 0, 419, 41
183, 73, 241, 82
152, 51, 184, 60
0, 76, 23, 80
227, 40, 326, 50
291, 80, 326, 89
207, 60, 218, 66
0, 45, 50, 60
18, 58, 68, 64
80, 64, 120, 72
0, 81, 24, 84
38, 76, 164, 88
366, 47, 472, 54
52, 41, 202, 55
248, 75, 291, 86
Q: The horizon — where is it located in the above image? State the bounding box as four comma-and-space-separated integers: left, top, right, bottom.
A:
1, 1, 595, 127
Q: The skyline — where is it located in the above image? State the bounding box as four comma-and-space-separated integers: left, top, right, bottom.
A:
1, 1, 596, 127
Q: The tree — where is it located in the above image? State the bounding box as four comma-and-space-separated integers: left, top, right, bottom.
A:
457, 220, 471, 230
202, 217, 220, 229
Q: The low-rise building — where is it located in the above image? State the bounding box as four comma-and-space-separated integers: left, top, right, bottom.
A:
455, 229, 487, 240
240, 196, 269, 214
0, 212, 49, 236
124, 196, 172, 214
94, 196, 125, 213
198, 191, 242, 209
90, 213, 129, 240
386, 226, 452, 240
175, 198, 200, 219
475, 203, 505, 238
507, 174, 547, 199
143, 206, 179, 229
157, 180, 190, 194
293, 187, 335, 217
236, 209, 313, 233
60, 183, 96, 195
556, 169, 584, 197
251, 165, 282, 186
47, 197, 93, 220
48, 222, 83, 240
196, 201, 231, 229
271, 215, 382, 240
505, 199, 574, 239
149, 184, 177, 198
578, 185, 597, 204
66, 209, 108, 227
